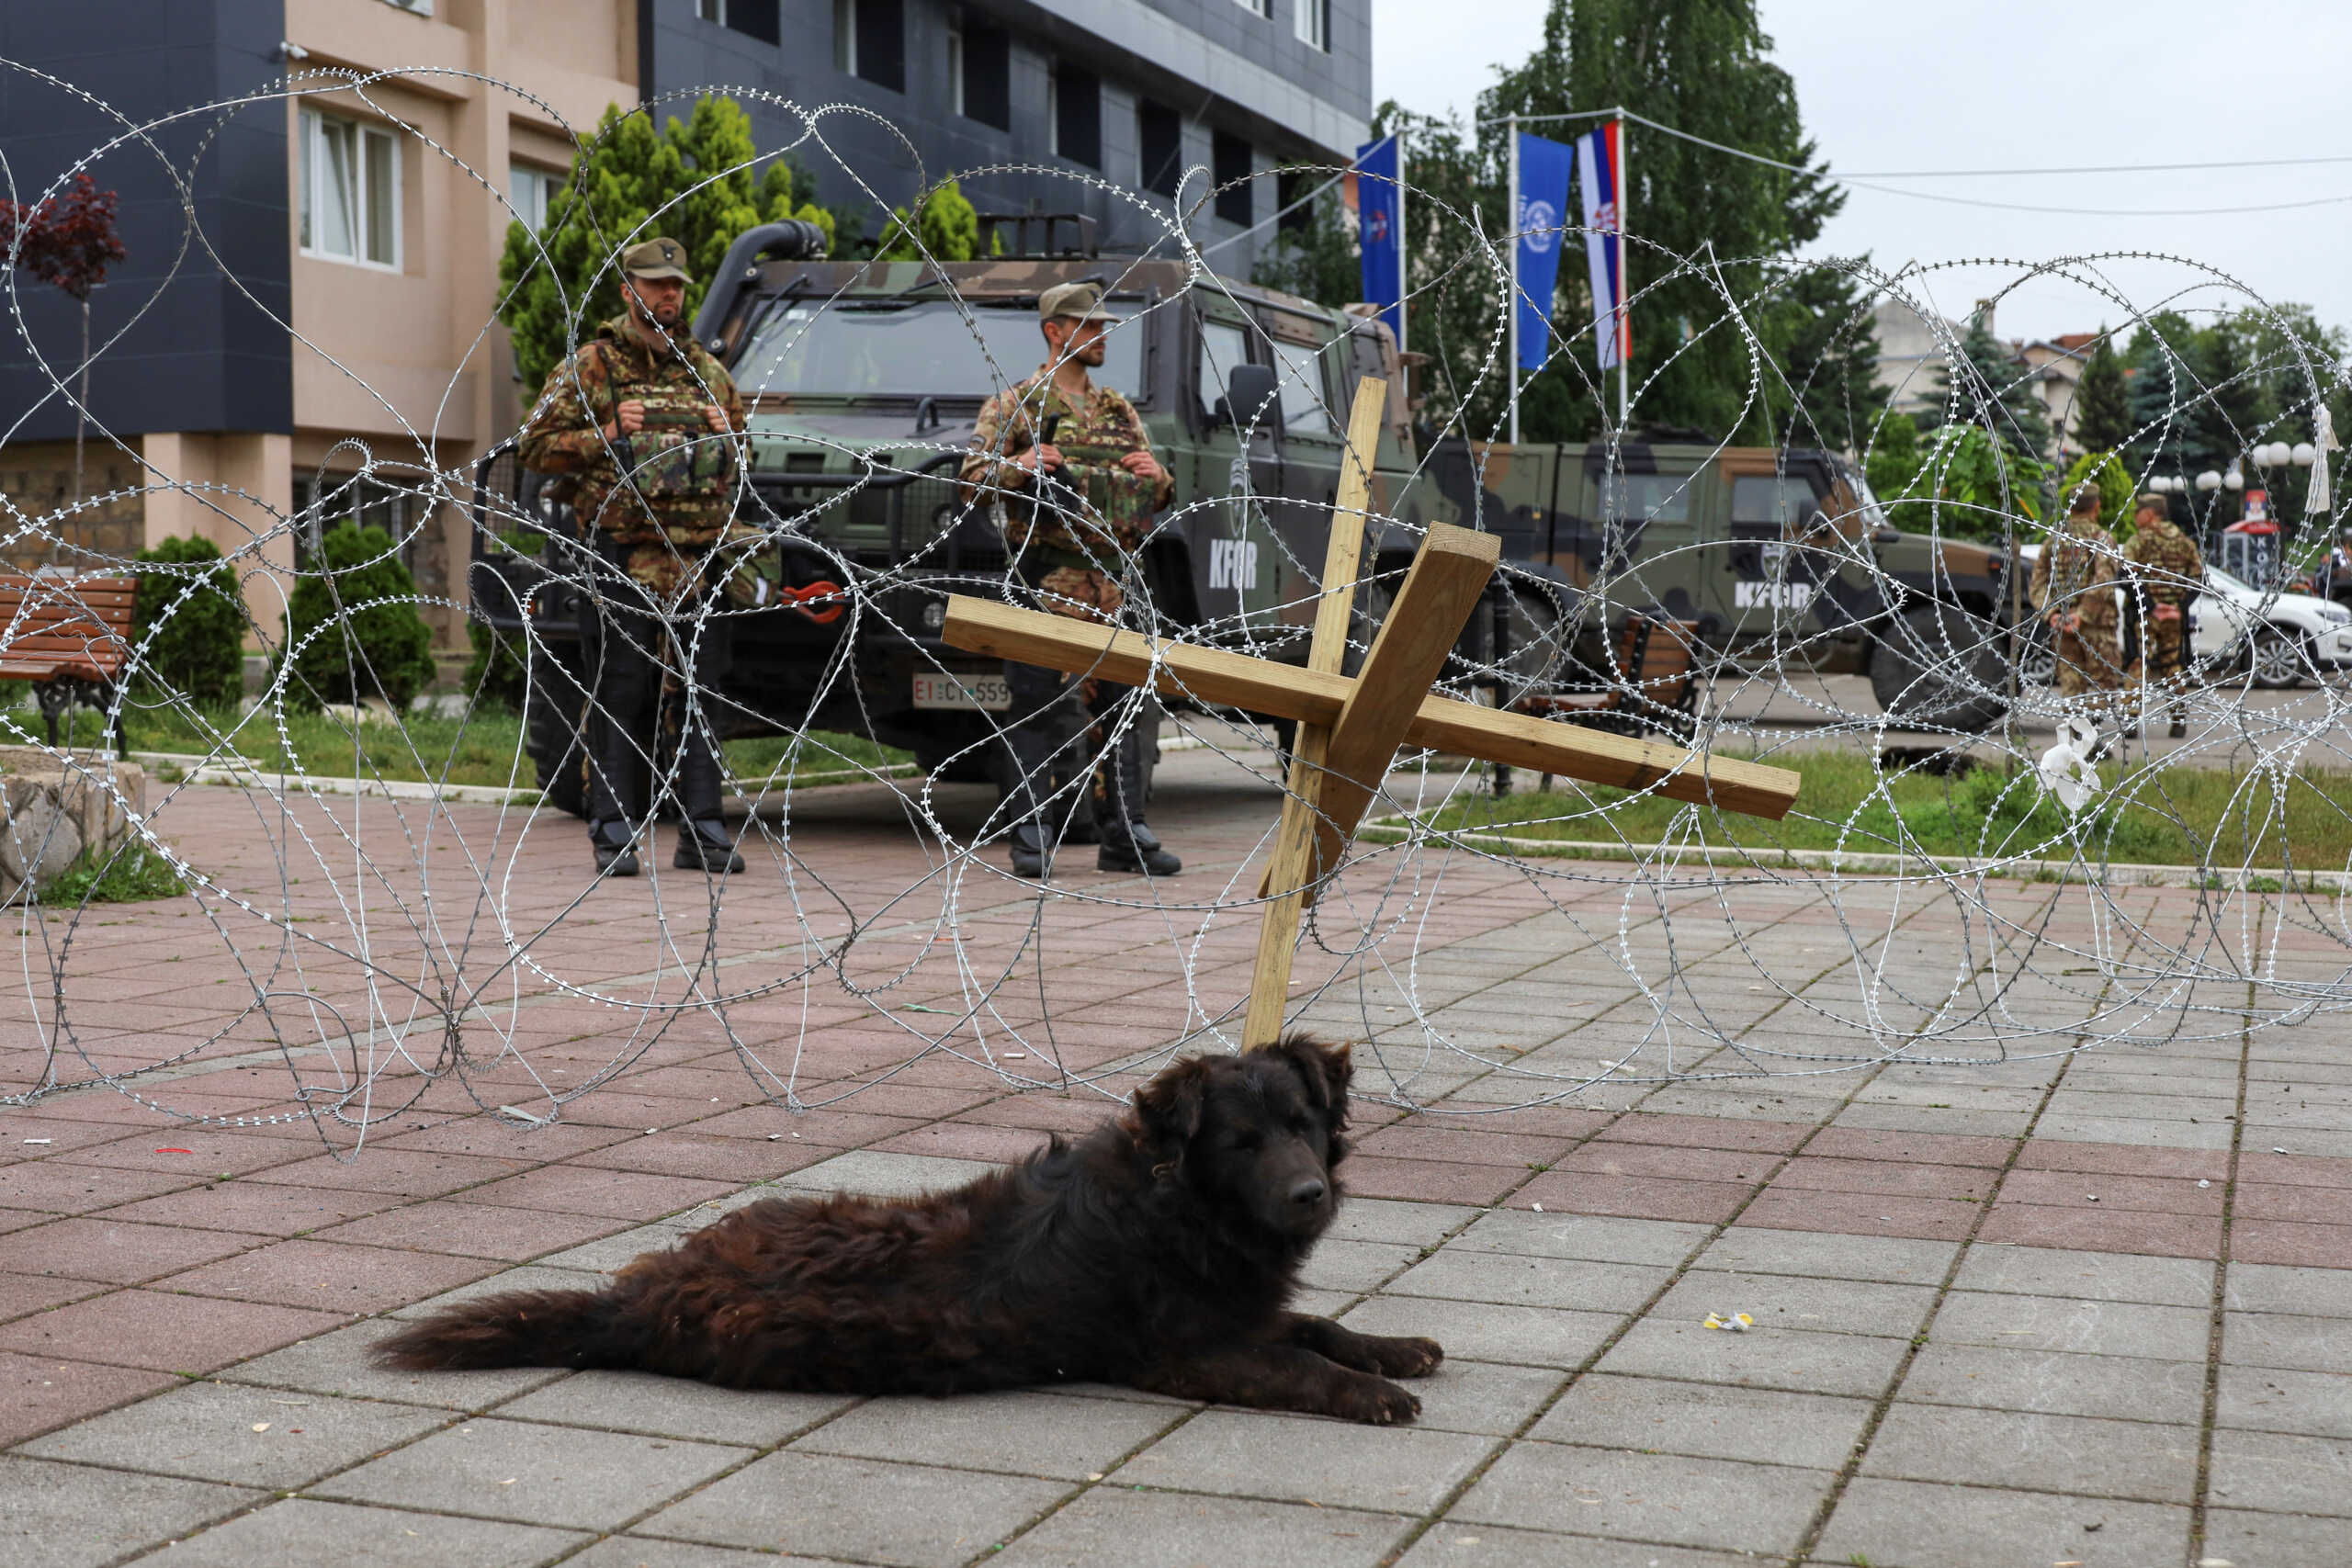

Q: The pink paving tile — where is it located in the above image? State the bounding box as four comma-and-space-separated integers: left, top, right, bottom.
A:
241, 1149, 530, 1201
684, 1103, 926, 1147
449, 1164, 733, 1220
0, 1289, 348, 1374
0, 1348, 178, 1447
1592, 1113, 1814, 1155
2015, 1140, 2231, 1181
1398, 1104, 1615, 1139
1803, 1126, 2017, 1168
1340, 1156, 1527, 1207
1977, 1201, 2222, 1259
2234, 1183, 2352, 1227
0, 1274, 106, 1323
870, 1123, 1053, 1165
376, 1120, 641, 1161
0, 1217, 277, 1286
309, 1201, 626, 1262
1736, 1187, 1979, 1242
97, 1180, 401, 1236
1558, 1142, 1775, 1183
0, 1116, 150, 1158
51, 1132, 314, 1179
1511, 1169, 1753, 1225
156, 1237, 499, 1314
1771, 1156, 1997, 1203
2236, 1152, 2352, 1190
0, 1162, 200, 1216
0, 1207, 51, 1235
1999, 1169, 2224, 1216
1355, 1124, 1577, 1168
2230, 1220, 2352, 1270
956, 1096, 1127, 1136
569, 1133, 837, 1183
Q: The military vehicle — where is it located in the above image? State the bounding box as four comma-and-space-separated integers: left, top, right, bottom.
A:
469, 219, 2020, 816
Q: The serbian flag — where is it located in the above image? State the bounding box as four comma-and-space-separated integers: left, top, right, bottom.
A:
1576, 121, 1629, 370
1513, 132, 1575, 372
1355, 134, 1403, 344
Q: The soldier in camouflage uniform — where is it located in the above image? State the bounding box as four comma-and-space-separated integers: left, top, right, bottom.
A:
961, 281, 1178, 878
520, 237, 750, 877
2122, 491, 2204, 739
2030, 490, 2126, 708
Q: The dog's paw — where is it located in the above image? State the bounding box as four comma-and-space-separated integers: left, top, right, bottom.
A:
1337, 1375, 1421, 1425
1371, 1335, 1445, 1379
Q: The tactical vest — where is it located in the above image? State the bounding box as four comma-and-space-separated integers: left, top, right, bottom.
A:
594, 344, 739, 547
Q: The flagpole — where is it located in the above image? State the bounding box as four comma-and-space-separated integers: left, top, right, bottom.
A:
1508, 115, 1521, 446
1615, 107, 1630, 430
1394, 134, 1408, 357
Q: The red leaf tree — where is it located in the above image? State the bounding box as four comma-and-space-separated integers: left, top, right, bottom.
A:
3, 173, 129, 516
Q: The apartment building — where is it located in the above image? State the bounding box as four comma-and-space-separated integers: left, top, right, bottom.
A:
0, 0, 1366, 647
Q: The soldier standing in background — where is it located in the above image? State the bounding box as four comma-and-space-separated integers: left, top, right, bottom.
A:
2031, 488, 2125, 708
521, 238, 750, 877
2122, 491, 2205, 739
961, 282, 1179, 879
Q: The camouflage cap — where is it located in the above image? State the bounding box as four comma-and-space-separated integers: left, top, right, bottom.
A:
1038, 281, 1113, 325
622, 237, 693, 282
2135, 491, 2171, 513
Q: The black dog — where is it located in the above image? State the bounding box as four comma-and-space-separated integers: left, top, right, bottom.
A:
376, 1034, 1442, 1423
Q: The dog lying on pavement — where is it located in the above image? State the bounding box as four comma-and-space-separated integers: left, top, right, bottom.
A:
376, 1034, 1443, 1424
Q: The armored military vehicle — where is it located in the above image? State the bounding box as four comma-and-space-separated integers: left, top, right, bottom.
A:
469, 219, 2020, 815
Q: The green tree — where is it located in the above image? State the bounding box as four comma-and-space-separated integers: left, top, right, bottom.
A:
1482, 0, 1833, 442
875, 177, 979, 262
1250, 169, 1361, 307
1922, 311, 2051, 461
2070, 333, 2132, 454
2187, 317, 2269, 479
2058, 448, 2135, 537
1871, 417, 2044, 544
1863, 409, 1921, 510
2123, 310, 2199, 478
499, 96, 842, 393
130, 535, 244, 709
278, 523, 437, 711
1775, 257, 1887, 454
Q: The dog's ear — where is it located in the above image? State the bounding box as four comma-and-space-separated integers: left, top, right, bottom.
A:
1131, 1054, 1211, 1165
1271, 1032, 1353, 1111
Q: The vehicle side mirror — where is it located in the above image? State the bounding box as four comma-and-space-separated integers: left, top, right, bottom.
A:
1224, 363, 1281, 446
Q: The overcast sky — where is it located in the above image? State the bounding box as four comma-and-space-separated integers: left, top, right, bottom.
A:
1370, 0, 2352, 349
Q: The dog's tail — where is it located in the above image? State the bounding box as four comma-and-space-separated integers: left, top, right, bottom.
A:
373, 1285, 640, 1372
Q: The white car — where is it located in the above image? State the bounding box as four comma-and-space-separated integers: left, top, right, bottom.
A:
2015, 546, 2352, 689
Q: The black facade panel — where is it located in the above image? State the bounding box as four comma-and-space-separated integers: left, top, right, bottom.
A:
0, 0, 292, 440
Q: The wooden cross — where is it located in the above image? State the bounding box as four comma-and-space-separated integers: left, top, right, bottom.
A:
944, 378, 1802, 1047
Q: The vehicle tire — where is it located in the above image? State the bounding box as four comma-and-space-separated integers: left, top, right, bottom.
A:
1870, 600, 2009, 733
524, 653, 591, 818
2249, 627, 2302, 689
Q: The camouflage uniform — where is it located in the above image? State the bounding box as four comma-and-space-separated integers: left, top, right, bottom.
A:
2123, 510, 2202, 681
2030, 513, 2125, 702
962, 339, 1177, 875
520, 293, 750, 855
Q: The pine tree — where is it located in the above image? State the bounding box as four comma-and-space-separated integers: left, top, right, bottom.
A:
2070, 333, 2132, 454
1923, 313, 2050, 462
498, 96, 844, 393
2123, 310, 2198, 478
1777, 258, 1886, 454
2187, 319, 2269, 479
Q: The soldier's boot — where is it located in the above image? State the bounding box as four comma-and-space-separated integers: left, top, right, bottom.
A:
999, 724, 1063, 880
589, 819, 639, 878
1095, 726, 1180, 876
2168, 716, 2187, 739
671, 718, 744, 874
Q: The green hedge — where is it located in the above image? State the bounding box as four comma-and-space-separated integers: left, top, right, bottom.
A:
131, 535, 245, 708
278, 522, 437, 710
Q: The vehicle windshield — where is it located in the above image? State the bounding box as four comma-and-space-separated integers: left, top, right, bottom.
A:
2206, 564, 2253, 594
733, 299, 1145, 400
1836, 461, 1889, 529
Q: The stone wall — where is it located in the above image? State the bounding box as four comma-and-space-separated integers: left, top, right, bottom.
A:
0, 440, 147, 572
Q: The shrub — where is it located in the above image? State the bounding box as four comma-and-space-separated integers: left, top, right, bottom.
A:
463, 621, 530, 714
130, 535, 245, 707
278, 522, 436, 710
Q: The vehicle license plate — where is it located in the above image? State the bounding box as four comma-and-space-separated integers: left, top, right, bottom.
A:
912, 671, 1012, 711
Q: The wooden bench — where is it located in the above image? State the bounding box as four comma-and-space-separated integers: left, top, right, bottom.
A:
0, 574, 136, 751
1514, 613, 1702, 789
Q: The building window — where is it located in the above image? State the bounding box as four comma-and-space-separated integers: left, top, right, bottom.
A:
1137, 100, 1182, 198
834, 0, 905, 92
1232, 0, 1272, 17
695, 0, 777, 38
509, 163, 561, 234
1052, 63, 1101, 168
1294, 0, 1329, 50
1276, 168, 1316, 234
1212, 131, 1252, 227
956, 14, 1010, 130
299, 108, 400, 268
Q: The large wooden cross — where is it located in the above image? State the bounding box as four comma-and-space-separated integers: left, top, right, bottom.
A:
944, 378, 1802, 1047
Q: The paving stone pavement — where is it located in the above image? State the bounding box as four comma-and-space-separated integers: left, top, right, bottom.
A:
3, 742, 2350, 1565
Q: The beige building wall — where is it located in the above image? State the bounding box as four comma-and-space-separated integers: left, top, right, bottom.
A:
276, 0, 636, 643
